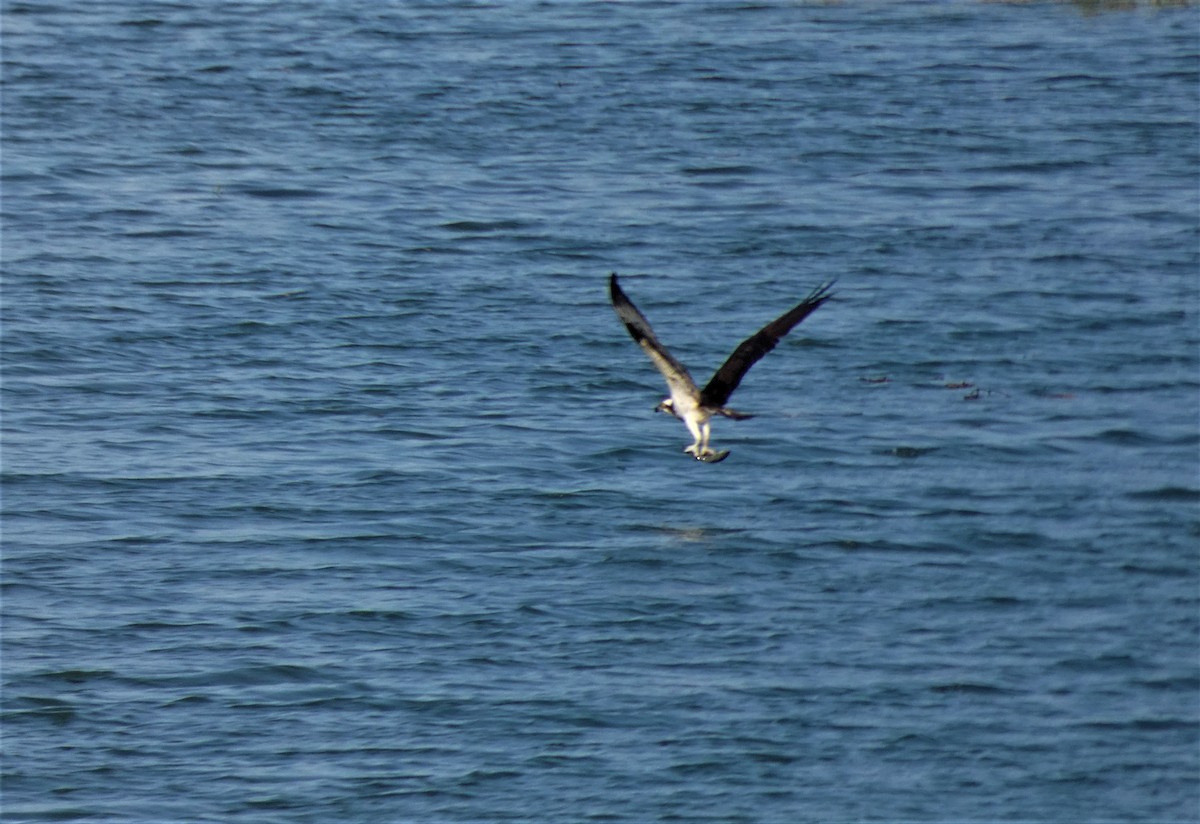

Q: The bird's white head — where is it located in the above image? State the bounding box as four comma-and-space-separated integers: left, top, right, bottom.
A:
655, 398, 677, 418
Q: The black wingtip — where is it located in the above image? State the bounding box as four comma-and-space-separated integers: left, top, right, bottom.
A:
808, 279, 836, 303
608, 272, 627, 305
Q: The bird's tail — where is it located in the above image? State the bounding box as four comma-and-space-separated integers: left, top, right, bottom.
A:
716, 407, 754, 420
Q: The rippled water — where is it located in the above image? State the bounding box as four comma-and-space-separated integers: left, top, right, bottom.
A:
3, 1, 1198, 821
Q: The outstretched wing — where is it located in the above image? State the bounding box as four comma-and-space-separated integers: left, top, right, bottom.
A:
699, 281, 834, 408
609, 273, 700, 403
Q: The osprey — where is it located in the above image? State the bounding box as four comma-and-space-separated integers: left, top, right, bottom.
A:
609, 272, 833, 463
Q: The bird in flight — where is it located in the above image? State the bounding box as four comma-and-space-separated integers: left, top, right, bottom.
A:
609, 273, 833, 463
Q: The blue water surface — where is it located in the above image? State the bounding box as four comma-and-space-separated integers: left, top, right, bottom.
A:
3, 1, 1198, 821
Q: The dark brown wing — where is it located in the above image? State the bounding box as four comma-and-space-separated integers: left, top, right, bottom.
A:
699, 281, 834, 409
609, 273, 701, 402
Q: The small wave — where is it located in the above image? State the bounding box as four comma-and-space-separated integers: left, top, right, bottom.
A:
124, 228, 210, 238
881, 445, 938, 458
132, 663, 325, 689
1056, 654, 1137, 673
929, 682, 1010, 695
440, 219, 527, 232
1119, 563, 1194, 578
21, 668, 117, 685
681, 164, 760, 176
2, 696, 76, 725
1125, 486, 1200, 502
238, 186, 324, 199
